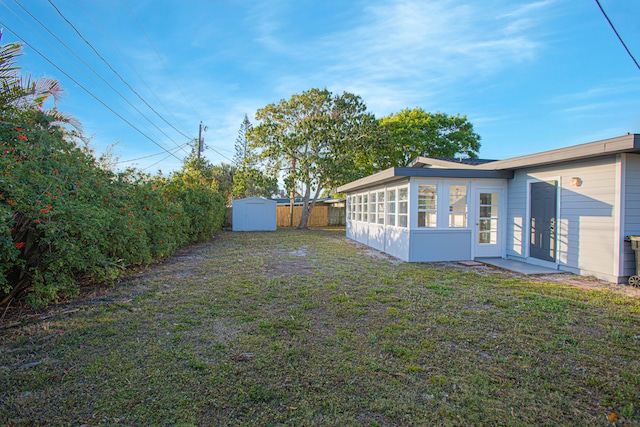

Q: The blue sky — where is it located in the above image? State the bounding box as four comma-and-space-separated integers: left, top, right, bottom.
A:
1, 0, 639, 173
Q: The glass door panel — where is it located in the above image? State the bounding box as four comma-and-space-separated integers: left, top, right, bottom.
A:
475, 190, 502, 258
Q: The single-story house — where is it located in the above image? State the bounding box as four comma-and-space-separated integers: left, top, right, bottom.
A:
232, 197, 277, 231
336, 133, 640, 284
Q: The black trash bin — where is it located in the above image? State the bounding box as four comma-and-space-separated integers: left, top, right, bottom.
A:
628, 236, 640, 287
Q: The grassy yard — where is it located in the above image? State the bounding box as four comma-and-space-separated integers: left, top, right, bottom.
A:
1, 228, 639, 426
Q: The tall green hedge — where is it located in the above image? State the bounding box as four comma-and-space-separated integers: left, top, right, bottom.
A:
0, 110, 226, 308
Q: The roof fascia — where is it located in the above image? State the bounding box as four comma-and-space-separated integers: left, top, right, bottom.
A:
337, 167, 512, 193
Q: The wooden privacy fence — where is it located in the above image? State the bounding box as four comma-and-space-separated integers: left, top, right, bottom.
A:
327, 206, 346, 226
276, 205, 346, 227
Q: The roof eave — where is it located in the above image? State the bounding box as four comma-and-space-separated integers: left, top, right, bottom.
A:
337, 167, 512, 193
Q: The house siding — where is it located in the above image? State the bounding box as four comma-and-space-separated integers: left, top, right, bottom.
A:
408, 230, 471, 261
506, 173, 527, 258
507, 156, 619, 281
623, 154, 640, 277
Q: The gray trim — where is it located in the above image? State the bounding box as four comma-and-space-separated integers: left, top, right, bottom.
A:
337, 168, 397, 193
408, 156, 497, 168
394, 167, 512, 179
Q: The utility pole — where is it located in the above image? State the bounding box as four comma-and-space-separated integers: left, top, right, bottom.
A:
197, 121, 207, 159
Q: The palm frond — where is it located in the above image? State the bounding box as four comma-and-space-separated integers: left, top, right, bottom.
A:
0, 43, 22, 81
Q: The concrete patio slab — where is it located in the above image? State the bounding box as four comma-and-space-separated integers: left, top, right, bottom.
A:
475, 257, 565, 275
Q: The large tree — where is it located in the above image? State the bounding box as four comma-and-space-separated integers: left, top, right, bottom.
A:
250, 88, 380, 229
373, 108, 481, 169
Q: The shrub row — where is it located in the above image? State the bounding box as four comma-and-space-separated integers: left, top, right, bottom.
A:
0, 110, 225, 307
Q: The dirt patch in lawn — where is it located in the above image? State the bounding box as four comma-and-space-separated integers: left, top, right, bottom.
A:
263, 245, 315, 278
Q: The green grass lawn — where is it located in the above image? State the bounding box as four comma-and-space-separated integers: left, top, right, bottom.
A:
1, 228, 639, 426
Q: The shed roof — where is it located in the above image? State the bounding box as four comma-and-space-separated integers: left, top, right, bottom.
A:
232, 196, 276, 205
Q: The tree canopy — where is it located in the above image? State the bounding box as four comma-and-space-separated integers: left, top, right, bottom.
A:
372, 108, 481, 169
249, 88, 379, 229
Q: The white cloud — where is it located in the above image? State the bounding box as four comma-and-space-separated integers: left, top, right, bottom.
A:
86, 0, 564, 169
547, 78, 640, 125
169, 0, 563, 164
253, 0, 558, 116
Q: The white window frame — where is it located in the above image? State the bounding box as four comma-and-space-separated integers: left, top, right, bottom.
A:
397, 187, 408, 228
347, 195, 355, 221
386, 188, 397, 226
363, 193, 369, 223
417, 184, 438, 228
377, 190, 385, 225
448, 184, 468, 228
369, 192, 377, 223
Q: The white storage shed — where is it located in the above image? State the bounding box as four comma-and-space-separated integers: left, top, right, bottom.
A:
232, 197, 277, 231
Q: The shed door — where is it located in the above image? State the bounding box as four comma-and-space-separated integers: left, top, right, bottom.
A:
245, 202, 264, 231
529, 181, 557, 262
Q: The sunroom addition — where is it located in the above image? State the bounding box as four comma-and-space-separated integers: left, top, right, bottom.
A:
340, 159, 511, 262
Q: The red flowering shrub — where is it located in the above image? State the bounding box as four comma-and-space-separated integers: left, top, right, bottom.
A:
0, 109, 225, 307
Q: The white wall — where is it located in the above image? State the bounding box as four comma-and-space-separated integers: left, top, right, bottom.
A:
408, 230, 471, 261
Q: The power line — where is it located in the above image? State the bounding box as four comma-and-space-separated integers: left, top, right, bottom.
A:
123, 0, 200, 119
46, 0, 196, 143
1, 0, 106, 93
204, 144, 233, 162
142, 148, 184, 172
75, 0, 192, 139
0, 20, 184, 162
117, 142, 191, 164
595, 0, 640, 71
12, 0, 190, 155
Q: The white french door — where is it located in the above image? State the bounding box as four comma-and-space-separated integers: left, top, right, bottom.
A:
474, 188, 504, 258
